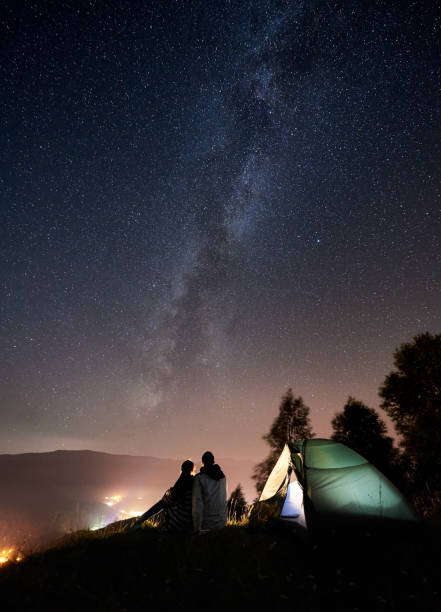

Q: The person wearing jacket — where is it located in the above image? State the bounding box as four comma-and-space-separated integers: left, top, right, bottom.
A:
192, 451, 227, 534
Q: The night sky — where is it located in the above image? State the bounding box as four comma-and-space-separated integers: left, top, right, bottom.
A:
1, 1, 440, 461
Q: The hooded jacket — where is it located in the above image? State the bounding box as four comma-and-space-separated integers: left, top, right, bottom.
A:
192, 464, 227, 533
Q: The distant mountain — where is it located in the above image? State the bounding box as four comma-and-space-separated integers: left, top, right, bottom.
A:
0, 450, 255, 549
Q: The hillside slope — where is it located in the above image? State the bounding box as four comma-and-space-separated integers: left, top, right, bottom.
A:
1, 521, 440, 611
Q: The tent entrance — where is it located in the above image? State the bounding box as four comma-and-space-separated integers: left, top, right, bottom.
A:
280, 474, 306, 528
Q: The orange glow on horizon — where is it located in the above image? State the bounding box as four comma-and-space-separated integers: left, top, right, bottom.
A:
0, 547, 23, 567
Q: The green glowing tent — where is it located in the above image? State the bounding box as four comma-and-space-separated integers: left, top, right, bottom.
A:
250, 439, 417, 527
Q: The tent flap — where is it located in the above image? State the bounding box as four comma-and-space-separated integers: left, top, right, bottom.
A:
259, 444, 292, 501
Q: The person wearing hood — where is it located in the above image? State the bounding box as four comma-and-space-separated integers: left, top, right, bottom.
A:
192, 451, 227, 534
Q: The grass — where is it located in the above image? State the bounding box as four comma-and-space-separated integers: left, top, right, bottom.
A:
0, 519, 440, 611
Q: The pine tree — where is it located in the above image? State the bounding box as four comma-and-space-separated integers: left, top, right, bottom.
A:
380, 332, 441, 511
331, 397, 400, 484
227, 483, 247, 522
252, 388, 314, 494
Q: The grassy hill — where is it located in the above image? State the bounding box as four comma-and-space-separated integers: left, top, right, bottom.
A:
1, 520, 440, 611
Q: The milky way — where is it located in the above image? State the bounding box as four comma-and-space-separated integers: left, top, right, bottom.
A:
1, 1, 440, 460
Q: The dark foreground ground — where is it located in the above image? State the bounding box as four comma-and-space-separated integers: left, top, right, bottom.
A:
1, 520, 440, 611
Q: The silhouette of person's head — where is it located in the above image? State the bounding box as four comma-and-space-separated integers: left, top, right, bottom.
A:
181, 459, 195, 475
201, 451, 214, 467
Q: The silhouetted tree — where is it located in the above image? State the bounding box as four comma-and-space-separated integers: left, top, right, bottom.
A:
331, 397, 401, 484
227, 483, 247, 522
253, 389, 314, 494
380, 332, 441, 510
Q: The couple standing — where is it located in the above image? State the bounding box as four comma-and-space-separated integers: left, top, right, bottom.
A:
134, 451, 227, 534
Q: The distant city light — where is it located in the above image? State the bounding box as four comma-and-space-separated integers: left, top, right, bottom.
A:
104, 494, 123, 507
119, 509, 142, 518
90, 492, 144, 531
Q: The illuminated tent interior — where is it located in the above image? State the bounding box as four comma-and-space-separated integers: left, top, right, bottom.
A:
251, 439, 417, 528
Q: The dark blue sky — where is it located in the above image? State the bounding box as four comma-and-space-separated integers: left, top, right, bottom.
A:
1, 0, 440, 459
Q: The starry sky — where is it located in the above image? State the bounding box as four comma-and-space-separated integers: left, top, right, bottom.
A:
1, 0, 440, 461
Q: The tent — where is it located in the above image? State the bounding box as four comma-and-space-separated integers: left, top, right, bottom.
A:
250, 439, 418, 528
